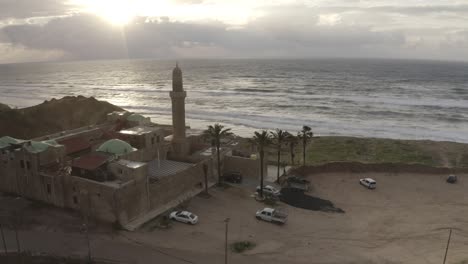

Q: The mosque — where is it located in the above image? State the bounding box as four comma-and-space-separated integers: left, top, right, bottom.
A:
0, 64, 262, 230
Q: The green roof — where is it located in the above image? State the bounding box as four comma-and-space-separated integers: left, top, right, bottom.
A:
0, 136, 25, 149
25, 140, 62, 153
0, 136, 61, 153
127, 113, 148, 122
96, 139, 136, 156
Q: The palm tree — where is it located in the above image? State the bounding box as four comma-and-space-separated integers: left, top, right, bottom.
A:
287, 133, 298, 165
252, 130, 272, 198
299, 125, 313, 166
203, 124, 233, 185
270, 129, 290, 183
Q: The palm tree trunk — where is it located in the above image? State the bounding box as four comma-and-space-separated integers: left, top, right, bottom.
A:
217, 143, 221, 185
259, 149, 264, 198
276, 147, 281, 183
290, 143, 294, 165
302, 138, 306, 166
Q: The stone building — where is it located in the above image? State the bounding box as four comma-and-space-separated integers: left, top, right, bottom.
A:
0, 64, 264, 230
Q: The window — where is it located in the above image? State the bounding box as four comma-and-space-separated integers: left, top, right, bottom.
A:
73, 196, 78, 204
97, 193, 101, 197
46, 183, 51, 194
118, 169, 123, 174
20, 160, 24, 168
151, 137, 155, 145
156, 136, 160, 143
26, 161, 31, 170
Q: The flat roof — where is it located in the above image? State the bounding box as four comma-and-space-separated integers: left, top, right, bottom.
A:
147, 159, 194, 178
72, 153, 110, 171
58, 137, 91, 155
119, 126, 163, 136
115, 159, 146, 169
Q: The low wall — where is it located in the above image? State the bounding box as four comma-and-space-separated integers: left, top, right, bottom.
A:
289, 162, 468, 176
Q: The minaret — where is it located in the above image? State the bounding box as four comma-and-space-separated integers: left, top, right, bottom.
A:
170, 62, 188, 157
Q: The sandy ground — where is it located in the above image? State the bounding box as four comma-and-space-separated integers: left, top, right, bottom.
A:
132, 172, 468, 264
2, 172, 468, 264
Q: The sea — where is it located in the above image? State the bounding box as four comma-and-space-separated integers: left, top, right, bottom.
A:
0, 59, 467, 143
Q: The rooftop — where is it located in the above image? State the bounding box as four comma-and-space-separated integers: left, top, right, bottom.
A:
58, 137, 91, 155
119, 125, 163, 136
114, 159, 146, 169
147, 159, 194, 178
0, 136, 25, 149
72, 153, 110, 171
96, 139, 137, 156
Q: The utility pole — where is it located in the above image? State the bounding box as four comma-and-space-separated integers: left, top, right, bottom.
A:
443, 228, 452, 264
224, 218, 230, 264
82, 223, 92, 264
0, 223, 7, 254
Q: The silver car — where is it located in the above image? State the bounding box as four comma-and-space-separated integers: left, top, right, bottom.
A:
169, 211, 198, 225
359, 178, 376, 189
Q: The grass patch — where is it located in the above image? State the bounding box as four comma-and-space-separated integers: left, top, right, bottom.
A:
238, 136, 468, 168
231, 241, 256, 253
263, 195, 278, 206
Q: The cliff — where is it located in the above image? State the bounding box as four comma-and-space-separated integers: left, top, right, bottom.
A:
0, 96, 123, 139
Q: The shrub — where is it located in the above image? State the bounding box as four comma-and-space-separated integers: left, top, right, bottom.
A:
231, 241, 256, 253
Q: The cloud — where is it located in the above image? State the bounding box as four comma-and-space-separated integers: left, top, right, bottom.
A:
0, 0, 72, 19
0, 13, 409, 60
0, 1, 468, 62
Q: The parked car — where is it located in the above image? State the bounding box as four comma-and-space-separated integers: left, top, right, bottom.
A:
256, 185, 281, 196
255, 207, 288, 225
447, 175, 458, 184
223, 171, 242, 183
169, 211, 198, 225
283, 176, 310, 191
359, 178, 376, 189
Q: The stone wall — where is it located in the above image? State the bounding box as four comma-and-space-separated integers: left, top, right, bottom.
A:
148, 161, 215, 210
70, 176, 121, 223
223, 155, 267, 180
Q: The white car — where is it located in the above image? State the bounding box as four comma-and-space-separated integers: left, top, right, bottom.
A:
359, 178, 376, 189
169, 211, 198, 225
256, 185, 281, 196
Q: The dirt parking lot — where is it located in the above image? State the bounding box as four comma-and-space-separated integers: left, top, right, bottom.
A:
133, 172, 468, 264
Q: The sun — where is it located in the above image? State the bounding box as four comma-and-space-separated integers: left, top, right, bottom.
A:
72, 0, 137, 26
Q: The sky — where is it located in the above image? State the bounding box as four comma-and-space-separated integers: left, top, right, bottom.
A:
0, 0, 467, 64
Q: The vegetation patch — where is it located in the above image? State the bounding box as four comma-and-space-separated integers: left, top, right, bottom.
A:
235, 136, 468, 168
231, 241, 256, 253
262, 194, 278, 206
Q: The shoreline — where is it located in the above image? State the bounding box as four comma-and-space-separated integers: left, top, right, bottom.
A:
1, 96, 467, 169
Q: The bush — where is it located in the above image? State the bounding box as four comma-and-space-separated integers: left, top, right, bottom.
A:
231, 241, 256, 253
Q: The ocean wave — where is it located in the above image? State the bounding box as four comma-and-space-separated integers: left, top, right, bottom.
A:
2, 58, 468, 143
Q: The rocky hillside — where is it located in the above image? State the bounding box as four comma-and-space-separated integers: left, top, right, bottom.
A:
0, 96, 123, 139
0, 103, 10, 112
